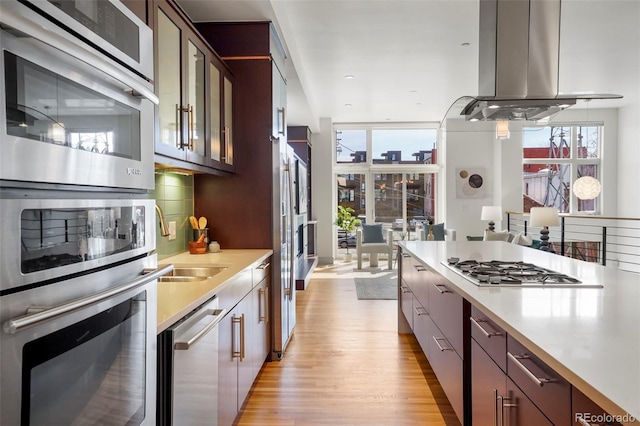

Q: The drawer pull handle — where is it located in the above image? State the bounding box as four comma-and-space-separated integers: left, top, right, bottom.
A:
414, 264, 426, 272
507, 352, 553, 387
470, 317, 503, 338
432, 283, 451, 294
257, 262, 271, 270
401, 253, 410, 258
400, 285, 411, 294
576, 418, 595, 426
413, 306, 427, 316
432, 336, 453, 351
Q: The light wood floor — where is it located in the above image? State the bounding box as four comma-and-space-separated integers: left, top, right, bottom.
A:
235, 262, 461, 426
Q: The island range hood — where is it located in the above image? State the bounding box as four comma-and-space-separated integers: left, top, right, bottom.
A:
461, 0, 621, 122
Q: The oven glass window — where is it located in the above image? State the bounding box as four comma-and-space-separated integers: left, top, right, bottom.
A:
21, 206, 145, 273
48, 0, 140, 62
22, 292, 147, 425
4, 52, 141, 160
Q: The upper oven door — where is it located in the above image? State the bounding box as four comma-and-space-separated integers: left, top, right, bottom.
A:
7, 0, 153, 81
0, 4, 156, 191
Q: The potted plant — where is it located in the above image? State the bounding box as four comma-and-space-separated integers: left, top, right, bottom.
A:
335, 206, 361, 261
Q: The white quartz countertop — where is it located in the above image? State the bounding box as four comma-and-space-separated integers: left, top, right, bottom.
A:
156, 249, 272, 333
400, 241, 640, 425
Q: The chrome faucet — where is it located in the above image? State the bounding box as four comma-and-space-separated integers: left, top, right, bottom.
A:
155, 204, 170, 237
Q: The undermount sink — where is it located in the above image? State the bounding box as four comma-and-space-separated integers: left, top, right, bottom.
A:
157, 275, 208, 283
148, 265, 228, 283
170, 266, 227, 277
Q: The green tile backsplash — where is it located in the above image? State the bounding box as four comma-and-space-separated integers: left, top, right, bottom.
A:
151, 170, 194, 259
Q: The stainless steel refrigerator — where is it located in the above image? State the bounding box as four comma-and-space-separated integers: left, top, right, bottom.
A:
271, 136, 296, 360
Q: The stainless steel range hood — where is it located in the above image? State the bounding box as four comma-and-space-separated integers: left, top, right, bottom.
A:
461, 0, 621, 121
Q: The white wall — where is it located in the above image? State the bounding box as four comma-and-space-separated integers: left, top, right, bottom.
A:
311, 117, 335, 265
443, 108, 622, 240
617, 105, 640, 216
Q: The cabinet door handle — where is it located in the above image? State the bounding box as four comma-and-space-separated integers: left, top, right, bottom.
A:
278, 107, 286, 135
432, 283, 451, 294
258, 288, 267, 323
264, 287, 269, 324
413, 306, 427, 316
175, 104, 182, 149
232, 315, 241, 359
470, 316, 503, 338
494, 389, 500, 426
187, 104, 194, 150
507, 352, 553, 387
432, 336, 453, 351
240, 313, 245, 361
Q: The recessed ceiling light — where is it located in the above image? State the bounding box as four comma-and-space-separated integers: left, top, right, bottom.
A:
488, 104, 500, 109
344, 75, 355, 79
344, 103, 352, 107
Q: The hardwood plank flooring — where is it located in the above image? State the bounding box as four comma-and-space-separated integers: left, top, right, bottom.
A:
235, 262, 461, 425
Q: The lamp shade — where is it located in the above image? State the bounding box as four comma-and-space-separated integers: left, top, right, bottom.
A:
481, 206, 503, 221
529, 207, 560, 227
573, 176, 601, 200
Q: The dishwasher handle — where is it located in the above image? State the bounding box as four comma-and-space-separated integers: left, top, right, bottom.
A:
174, 304, 226, 350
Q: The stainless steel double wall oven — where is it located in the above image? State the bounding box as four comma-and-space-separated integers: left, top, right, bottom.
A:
0, 1, 161, 425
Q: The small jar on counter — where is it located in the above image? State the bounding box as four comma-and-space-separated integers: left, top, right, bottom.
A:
209, 241, 221, 253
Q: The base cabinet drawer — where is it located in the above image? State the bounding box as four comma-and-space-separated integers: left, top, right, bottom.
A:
400, 281, 414, 330
470, 305, 507, 372
428, 278, 464, 355
412, 301, 431, 357
507, 336, 571, 425
427, 323, 464, 424
504, 377, 554, 426
572, 387, 622, 426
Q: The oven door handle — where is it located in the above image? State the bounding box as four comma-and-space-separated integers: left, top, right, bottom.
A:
3, 264, 174, 335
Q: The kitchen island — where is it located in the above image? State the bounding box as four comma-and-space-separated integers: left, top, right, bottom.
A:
399, 240, 639, 425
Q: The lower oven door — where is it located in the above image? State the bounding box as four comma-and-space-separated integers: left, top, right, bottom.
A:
0, 261, 171, 426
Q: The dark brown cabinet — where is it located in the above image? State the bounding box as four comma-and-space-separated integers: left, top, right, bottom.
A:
193, 22, 287, 249
572, 387, 622, 426
153, 0, 234, 174
398, 250, 467, 424
399, 249, 621, 426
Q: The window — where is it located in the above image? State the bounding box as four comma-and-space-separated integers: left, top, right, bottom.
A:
523, 125, 602, 214
334, 123, 440, 243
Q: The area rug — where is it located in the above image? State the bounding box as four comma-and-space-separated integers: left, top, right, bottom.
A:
354, 270, 398, 300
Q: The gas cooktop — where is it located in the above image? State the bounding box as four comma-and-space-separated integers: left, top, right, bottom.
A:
441, 258, 603, 288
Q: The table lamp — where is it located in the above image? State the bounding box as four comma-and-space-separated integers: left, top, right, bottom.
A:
481, 206, 502, 231
529, 207, 560, 252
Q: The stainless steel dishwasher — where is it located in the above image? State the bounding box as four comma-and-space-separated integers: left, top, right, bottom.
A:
157, 297, 225, 425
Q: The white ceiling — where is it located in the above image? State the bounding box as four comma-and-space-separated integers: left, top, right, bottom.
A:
176, 0, 639, 132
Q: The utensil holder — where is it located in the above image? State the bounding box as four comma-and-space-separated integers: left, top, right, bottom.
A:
193, 228, 209, 244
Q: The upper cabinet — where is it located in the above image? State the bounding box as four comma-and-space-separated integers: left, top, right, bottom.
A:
153, 0, 234, 174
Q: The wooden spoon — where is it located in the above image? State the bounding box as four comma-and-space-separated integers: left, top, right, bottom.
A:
198, 216, 207, 230
189, 216, 198, 229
